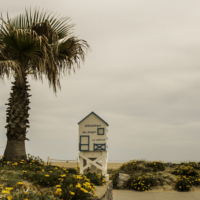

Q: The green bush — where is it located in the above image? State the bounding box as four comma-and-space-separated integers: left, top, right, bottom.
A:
174, 175, 192, 191
108, 170, 119, 188
85, 172, 105, 186
2, 190, 54, 200
59, 174, 96, 200
119, 160, 152, 174
0, 154, 99, 200
0, 171, 22, 186
22, 166, 71, 187
67, 168, 78, 174
188, 176, 200, 186
180, 162, 200, 170
145, 161, 165, 171
171, 165, 199, 177
126, 174, 158, 191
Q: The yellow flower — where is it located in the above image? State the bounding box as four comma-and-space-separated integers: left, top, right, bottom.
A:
23, 171, 27, 173
70, 184, 73, 188
5, 187, 13, 191
70, 192, 75, 195
55, 188, 62, 195
7, 195, 12, 200
42, 169, 45, 172
1, 190, 10, 194
17, 182, 23, 185
49, 171, 52, 173
45, 175, 49, 177
39, 193, 41, 196
78, 165, 80, 168
56, 185, 61, 188
76, 183, 81, 188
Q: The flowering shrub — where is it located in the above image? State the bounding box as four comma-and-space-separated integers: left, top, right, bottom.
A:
86, 172, 106, 186
108, 169, 119, 188
126, 174, 158, 191
67, 168, 78, 174
119, 160, 152, 174
59, 174, 96, 200
172, 164, 200, 192
145, 161, 165, 172
171, 165, 199, 177
180, 162, 200, 170
174, 175, 192, 191
0, 154, 99, 200
188, 176, 200, 186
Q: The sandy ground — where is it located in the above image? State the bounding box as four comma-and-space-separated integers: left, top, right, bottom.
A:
43, 162, 123, 169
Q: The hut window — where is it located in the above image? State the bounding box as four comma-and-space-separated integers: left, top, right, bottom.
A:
97, 128, 104, 135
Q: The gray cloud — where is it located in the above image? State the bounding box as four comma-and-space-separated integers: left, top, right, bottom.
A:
0, 0, 200, 163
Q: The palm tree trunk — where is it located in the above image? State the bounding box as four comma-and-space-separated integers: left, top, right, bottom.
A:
4, 140, 27, 162
3, 73, 31, 162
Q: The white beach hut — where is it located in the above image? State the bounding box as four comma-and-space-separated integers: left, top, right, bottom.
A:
78, 111, 109, 180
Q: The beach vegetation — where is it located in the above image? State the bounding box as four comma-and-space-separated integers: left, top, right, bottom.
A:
108, 159, 200, 192
0, 154, 97, 200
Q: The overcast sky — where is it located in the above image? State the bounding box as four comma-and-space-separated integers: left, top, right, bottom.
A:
1, 0, 200, 164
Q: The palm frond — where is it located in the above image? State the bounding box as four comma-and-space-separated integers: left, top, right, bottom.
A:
0, 7, 90, 96
0, 26, 45, 59
0, 58, 21, 83
8, 7, 74, 41
54, 37, 90, 78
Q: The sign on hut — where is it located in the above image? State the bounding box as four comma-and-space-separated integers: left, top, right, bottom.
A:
78, 111, 109, 180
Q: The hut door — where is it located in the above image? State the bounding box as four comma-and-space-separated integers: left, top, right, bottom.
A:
80, 135, 89, 151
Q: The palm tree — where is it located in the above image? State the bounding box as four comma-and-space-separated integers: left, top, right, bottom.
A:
0, 8, 90, 162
